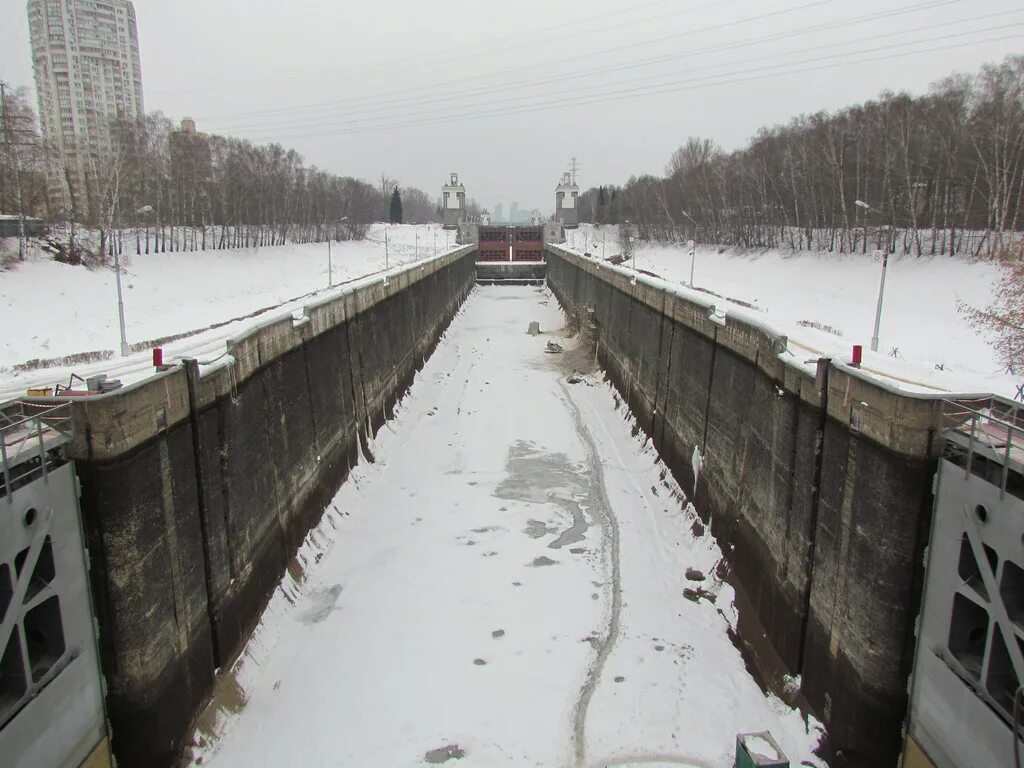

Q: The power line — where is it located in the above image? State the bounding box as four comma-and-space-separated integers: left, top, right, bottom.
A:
152, 0, 691, 97
214, 0, 956, 132
232, 32, 1023, 143
223, 5, 1010, 139
207, 0, 966, 134
202, 0, 855, 125
224, 15, 1017, 141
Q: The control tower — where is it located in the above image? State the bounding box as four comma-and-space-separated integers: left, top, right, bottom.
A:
442, 173, 467, 229
555, 172, 579, 228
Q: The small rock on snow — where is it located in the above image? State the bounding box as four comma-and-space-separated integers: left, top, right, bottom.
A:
424, 744, 466, 763
683, 586, 716, 604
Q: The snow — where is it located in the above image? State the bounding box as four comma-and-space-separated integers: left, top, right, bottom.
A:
0, 224, 457, 400
565, 225, 1018, 400
185, 286, 825, 768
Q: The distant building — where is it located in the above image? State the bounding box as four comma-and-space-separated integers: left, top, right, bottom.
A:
28, 0, 145, 217
510, 201, 519, 223
169, 118, 211, 183
494, 202, 505, 224
480, 209, 491, 225
555, 172, 579, 228
441, 172, 466, 229
0, 215, 45, 238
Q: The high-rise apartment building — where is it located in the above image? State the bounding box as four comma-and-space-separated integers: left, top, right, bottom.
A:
27, 0, 144, 216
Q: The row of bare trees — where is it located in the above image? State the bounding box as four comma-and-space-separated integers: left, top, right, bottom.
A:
579, 55, 1024, 258
0, 91, 447, 257
97, 114, 450, 255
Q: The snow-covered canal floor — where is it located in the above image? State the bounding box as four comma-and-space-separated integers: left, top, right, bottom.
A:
187, 285, 825, 768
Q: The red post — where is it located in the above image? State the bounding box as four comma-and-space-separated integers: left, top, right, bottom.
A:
153, 347, 163, 367
851, 344, 863, 367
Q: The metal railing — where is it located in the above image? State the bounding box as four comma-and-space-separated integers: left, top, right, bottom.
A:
0, 399, 74, 501
942, 396, 1024, 499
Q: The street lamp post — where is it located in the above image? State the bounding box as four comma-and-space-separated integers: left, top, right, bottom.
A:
107, 204, 153, 358
680, 209, 697, 287
855, 200, 889, 353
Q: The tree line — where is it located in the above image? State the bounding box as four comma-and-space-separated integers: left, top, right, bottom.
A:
0, 86, 461, 258
579, 54, 1024, 258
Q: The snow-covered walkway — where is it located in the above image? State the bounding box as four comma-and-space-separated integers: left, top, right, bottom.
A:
187, 286, 824, 768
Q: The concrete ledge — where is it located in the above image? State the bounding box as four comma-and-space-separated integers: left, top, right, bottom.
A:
475, 261, 547, 282
545, 243, 957, 458
58, 246, 476, 461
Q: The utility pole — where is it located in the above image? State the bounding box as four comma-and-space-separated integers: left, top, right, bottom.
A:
856, 201, 889, 352
1, 82, 28, 261
870, 249, 889, 353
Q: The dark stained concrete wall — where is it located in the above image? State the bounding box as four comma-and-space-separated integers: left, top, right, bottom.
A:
66, 246, 477, 767
545, 244, 944, 767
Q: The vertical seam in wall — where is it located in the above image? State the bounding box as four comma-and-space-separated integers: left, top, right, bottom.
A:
257, 349, 287, 543
651, 294, 667, 439
797, 361, 830, 669
702, 327, 718, 451
183, 360, 221, 661
345, 307, 371, 455
299, 340, 322, 458
730, 349, 760, 528
656, 312, 674, 452
781, 386, 801, 584
157, 431, 192, 677
216, 392, 234, 581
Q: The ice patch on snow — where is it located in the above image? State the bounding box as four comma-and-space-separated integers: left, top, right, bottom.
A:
691, 445, 704, 487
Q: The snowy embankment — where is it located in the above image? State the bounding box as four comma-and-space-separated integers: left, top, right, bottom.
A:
0, 223, 456, 400
567, 225, 1018, 400
186, 286, 824, 768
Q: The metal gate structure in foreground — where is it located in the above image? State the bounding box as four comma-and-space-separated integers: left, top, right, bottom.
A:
905, 396, 1024, 767
0, 401, 110, 768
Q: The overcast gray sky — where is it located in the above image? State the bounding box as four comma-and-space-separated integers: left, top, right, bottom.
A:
2, 0, 1021, 213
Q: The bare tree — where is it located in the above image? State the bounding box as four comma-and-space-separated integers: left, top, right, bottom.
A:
959, 241, 1024, 372
577, 55, 1023, 258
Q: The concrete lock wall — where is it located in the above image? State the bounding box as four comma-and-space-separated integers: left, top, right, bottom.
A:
544, 243, 945, 768
61, 246, 477, 768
